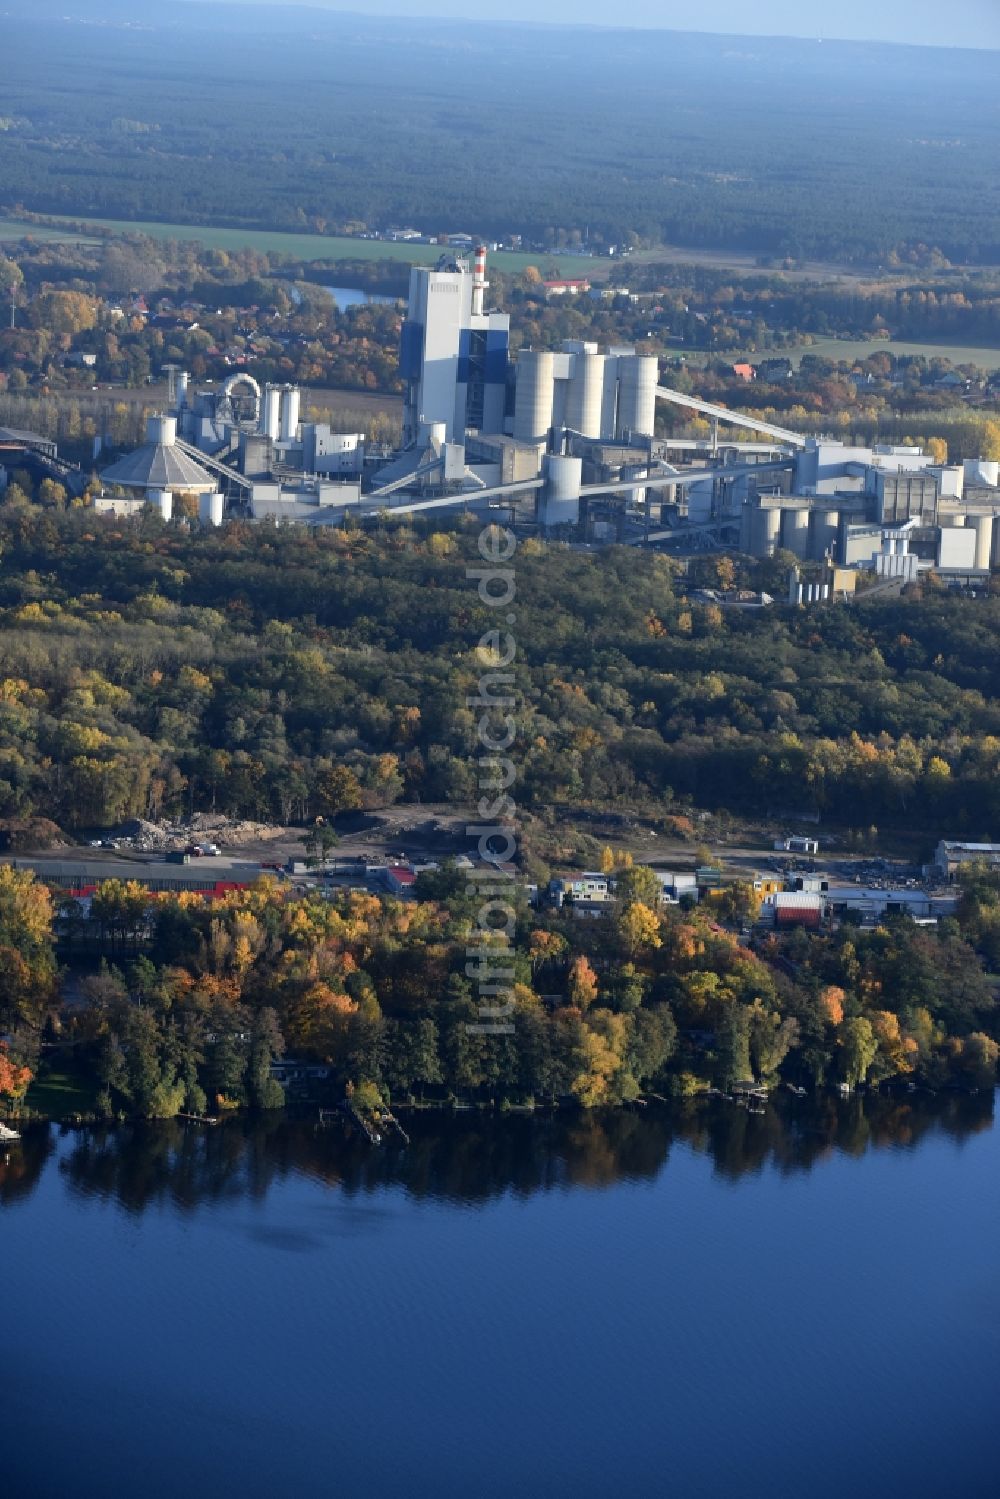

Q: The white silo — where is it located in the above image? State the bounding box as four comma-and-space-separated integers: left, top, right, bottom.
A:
616, 355, 658, 438
263, 386, 282, 442
149, 489, 173, 522
782, 506, 810, 560
514, 351, 556, 445
753, 507, 782, 557
280, 386, 301, 442
540, 453, 582, 528
973, 514, 994, 570
601, 356, 620, 440
199, 492, 225, 526
565, 352, 605, 438
812, 508, 840, 560
147, 414, 177, 447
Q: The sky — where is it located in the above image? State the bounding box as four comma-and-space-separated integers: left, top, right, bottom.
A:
207, 0, 1000, 50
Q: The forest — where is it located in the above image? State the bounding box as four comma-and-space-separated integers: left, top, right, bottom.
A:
3, 509, 1000, 840
3, 7, 1000, 266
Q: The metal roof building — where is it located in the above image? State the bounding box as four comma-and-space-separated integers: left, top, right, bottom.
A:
100, 415, 216, 494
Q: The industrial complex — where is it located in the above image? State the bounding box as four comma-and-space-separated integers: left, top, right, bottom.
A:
5, 245, 1000, 587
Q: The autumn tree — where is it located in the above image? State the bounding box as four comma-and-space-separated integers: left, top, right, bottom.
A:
568, 955, 599, 1010
0, 1042, 32, 1103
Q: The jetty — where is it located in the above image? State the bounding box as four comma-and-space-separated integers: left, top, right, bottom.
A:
319, 1102, 409, 1147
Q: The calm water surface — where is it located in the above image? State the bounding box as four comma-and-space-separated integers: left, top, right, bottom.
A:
3, 1094, 997, 1498
324, 285, 399, 308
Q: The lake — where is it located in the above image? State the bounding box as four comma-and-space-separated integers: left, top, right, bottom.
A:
324, 285, 401, 309
3, 1093, 997, 1498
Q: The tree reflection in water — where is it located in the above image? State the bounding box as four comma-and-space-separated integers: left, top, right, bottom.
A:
0, 1091, 993, 1215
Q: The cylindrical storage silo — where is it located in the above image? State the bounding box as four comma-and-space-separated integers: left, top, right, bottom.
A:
418, 420, 447, 450
616, 355, 658, 439
147, 414, 177, 447
782, 506, 810, 560
763, 508, 782, 556
601, 357, 619, 440
149, 489, 173, 522
263, 386, 281, 442
540, 453, 582, 529
199, 492, 225, 526
280, 387, 301, 442
175, 371, 189, 410
565, 352, 604, 439
973, 515, 993, 570
812, 508, 840, 561
514, 351, 556, 445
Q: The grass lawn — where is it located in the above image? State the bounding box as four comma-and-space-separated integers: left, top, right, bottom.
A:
0, 213, 600, 276
25, 1060, 99, 1119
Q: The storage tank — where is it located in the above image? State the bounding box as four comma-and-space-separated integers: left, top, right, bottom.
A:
973, 514, 993, 570
514, 351, 556, 445
565, 352, 605, 439
782, 506, 810, 560
262, 386, 282, 442
753, 507, 781, 557
540, 453, 582, 529
616, 355, 658, 438
199, 492, 225, 527
601, 356, 619, 440
149, 489, 173, 522
147, 414, 177, 447
280, 386, 301, 442
812, 508, 840, 560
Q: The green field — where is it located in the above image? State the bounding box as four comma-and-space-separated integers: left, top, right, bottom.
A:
751, 336, 1000, 371
0, 213, 600, 276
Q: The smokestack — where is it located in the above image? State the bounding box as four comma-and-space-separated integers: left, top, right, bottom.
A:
472, 244, 487, 317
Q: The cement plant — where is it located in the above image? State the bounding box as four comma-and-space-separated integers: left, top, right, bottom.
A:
4, 245, 994, 599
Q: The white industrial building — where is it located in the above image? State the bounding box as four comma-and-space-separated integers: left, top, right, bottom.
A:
399, 247, 510, 444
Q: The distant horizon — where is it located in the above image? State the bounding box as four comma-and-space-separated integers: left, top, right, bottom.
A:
197, 0, 1000, 51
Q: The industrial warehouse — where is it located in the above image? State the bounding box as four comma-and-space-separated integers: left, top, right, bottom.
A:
5, 245, 1000, 586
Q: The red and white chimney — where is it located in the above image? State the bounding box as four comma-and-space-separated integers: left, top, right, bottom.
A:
472, 244, 488, 317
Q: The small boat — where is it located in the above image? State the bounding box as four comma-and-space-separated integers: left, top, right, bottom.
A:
0, 1123, 20, 1143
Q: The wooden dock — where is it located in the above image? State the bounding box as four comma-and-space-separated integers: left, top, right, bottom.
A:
318, 1102, 409, 1147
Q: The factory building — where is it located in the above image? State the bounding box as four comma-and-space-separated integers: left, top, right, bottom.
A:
399, 246, 510, 443
98, 415, 223, 524
739, 442, 1000, 582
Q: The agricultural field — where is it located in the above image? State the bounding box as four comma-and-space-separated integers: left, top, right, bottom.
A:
706, 335, 1000, 371
0, 213, 599, 277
